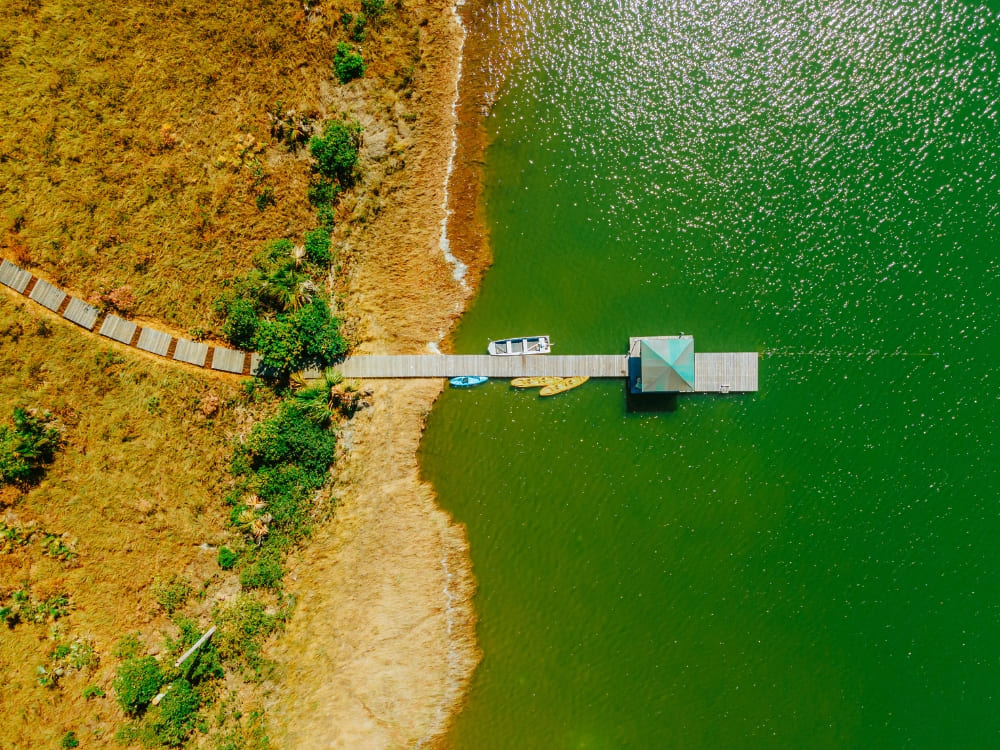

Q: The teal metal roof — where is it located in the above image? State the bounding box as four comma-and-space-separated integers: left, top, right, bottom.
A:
639, 336, 695, 392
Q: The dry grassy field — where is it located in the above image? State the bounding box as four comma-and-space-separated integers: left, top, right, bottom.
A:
0, 0, 425, 333
0, 292, 250, 746
0, 0, 460, 746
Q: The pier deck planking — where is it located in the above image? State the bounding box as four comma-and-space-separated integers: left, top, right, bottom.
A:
137, 328, 172, 357
173, 339, 209, 367
0, 260, 32, 293
99, 314, 137, 345
63, 297, 99, 330
28, 279, 66, 312
338, 352, 757, 392
339, 355, 630, 379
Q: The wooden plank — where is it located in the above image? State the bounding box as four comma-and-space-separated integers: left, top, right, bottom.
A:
62, 297, 99, 330
173, 338, 209, 367
0, 260, 32, 293
98, 314, 137, 344
28, 279, 66, 312
136, 327, 172, 357
210, 346, 246, 374
693, 352, 758, 393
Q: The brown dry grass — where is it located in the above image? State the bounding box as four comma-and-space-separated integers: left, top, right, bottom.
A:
0, 0, 483, 747
0, 291, 246, 747
0, 0, 429, 332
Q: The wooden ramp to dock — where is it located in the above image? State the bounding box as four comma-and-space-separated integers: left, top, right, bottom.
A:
339, 355, 629, 379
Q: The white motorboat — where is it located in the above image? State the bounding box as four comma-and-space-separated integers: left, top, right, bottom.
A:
487, 336, 551, 356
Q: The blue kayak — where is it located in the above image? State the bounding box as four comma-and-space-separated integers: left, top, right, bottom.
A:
450, 375, 488, 388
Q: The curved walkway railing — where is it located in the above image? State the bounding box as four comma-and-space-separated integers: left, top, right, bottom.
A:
1, 258, 262, 376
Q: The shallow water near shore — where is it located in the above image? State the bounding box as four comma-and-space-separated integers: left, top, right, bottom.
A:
420, 0, 1000, 746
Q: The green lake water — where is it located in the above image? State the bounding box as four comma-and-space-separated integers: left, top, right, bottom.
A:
418, 1, 1000, 747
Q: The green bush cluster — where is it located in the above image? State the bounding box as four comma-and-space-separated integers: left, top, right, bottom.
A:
0, 407, 61, 484
227, 397, 337, 596
217, 546, 238, 570
167, 618, 225, 685
334, 42, 366, 83
113, 623, 223, 746
361, 0, 386, 19
239, 549, 284, 591
213, 595, 288, 679
0, 589, 70, 627
215, 239, 347, 376
114, 655, 164, 715
304, 227, 332, 266
152, 679, 203, 746
309, 119, 360, 185
152, 576, 192, 615
233, 402, 334, 519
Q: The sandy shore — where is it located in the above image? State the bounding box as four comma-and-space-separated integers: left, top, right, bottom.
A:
267, 2, 487, 747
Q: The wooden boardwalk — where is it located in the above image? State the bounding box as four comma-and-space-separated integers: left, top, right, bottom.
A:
339, 355, 629, 379
2, 256, 759, 393
1, 258, 256, 376
339, 352, 758, 392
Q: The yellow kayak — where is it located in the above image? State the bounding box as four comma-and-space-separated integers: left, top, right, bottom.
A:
511, 376, 563, 389
539, 376, 589, 397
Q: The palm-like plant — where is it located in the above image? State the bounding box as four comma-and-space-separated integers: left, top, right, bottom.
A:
291, 368, 347, 426
258, 264, 312, 312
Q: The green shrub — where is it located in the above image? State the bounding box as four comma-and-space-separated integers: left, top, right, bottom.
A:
307, 178, 340, 208
218, 546, 238, 570
252, 299, 347, 375
334, 42, 366, 82
222, 297, 260, 350
60, 731, 79, 749
238, 402, 336, 479
167, 618, 224, 685
255, 186, 276, 211
152, 576, 192, 614
239, 549, 284, 591
289, 298, 348, 367
0, 407, 61, 484
317, 203, 336, 231
0, 589, 70, 626
114, 656, 164, 715
304, 227, 332, 266
115, 633, 143, 660
309, 119, 360, 184
260, 238, 296, 265
213, 595, 287, 679
82, 684, 105, 699
349, 14, 367, 42
152, 679, 201, 747
361, 0, 385, 19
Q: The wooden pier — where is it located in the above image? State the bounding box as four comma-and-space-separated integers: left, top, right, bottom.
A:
339, 355, 628, 379
338, 350, 758, 393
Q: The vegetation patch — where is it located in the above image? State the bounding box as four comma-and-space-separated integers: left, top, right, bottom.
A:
215, 237, 348, 376
0, 587, 71, 627
0, 406, 61, 485
114, 653, 165, 716
334, 42, 366, 84
214, 594, 289, 680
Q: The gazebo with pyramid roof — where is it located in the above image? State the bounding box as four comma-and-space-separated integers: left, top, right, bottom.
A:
628, 335, 697, 393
